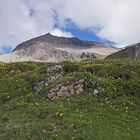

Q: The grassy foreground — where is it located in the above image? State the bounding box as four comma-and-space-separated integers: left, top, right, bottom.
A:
0, 60, 140, 140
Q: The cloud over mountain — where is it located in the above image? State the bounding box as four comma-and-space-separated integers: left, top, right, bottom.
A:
0, 0, 140, 52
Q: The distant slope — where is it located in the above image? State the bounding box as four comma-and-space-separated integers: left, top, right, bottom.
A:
0, 43, 75, 62
0, 33, 119, 62
106, 43, 140, 59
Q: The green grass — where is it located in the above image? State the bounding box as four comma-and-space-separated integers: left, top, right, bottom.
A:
0, 60, 140, 140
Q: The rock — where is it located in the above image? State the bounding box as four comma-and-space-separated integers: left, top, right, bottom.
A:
74, 79, 84, 94
48, 84, 63, 98
68, 123, 75, 129
10, 70, 15, 73
117, 72, 130, 80
46, 64, 63, 74
64, 91, 71, 97
50, 125, 57, 134
33, 64, 64, 93
57, 91, 63, 97
48, 92, 56, 99
48, 79, 85, 99
81, 52, 97, 60
74, 84, 84, 94
45, 72, 63, 85
33, 81, 45, 92
60, 85, 68, 92
93, 89, 100, 95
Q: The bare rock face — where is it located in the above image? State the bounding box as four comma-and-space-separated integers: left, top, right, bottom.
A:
81, 52, 97, 60
14, 42, 75, 62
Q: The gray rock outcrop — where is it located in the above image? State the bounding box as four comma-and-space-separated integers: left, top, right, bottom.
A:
33, 64, 105, 99
48, 79, 84, 99
33, 64, 64, 92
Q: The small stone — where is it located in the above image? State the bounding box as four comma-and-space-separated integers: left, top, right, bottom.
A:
10, 70, 15, 73
50, 125, 57, 133
93, 89, 99, 95
47, 65, 63, 74
68, 123, 75, 129
33, 81, 45, 92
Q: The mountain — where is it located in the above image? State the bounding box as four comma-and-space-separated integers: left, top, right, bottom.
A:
0, 33, 119, 62
106, 43, 140, 59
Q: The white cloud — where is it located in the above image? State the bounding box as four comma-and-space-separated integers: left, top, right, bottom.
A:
50, 29, 73, 38
0, 0, 56, 49
56, 0, 140, 46
0, 0, 140, 52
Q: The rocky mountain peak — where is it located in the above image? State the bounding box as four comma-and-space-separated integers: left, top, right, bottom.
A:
0, 33, 119, 63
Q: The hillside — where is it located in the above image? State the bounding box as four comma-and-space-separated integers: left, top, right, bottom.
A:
106, 43, 140, 59
0, 33, 119, 63
0, 60, 140, 139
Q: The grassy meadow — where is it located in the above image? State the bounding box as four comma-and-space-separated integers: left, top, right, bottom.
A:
0, 60, 140, 140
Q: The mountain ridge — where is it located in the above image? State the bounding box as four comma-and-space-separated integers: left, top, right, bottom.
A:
13, 33, 107, 51
0, 33, 119, 62
106, 43, 140, 59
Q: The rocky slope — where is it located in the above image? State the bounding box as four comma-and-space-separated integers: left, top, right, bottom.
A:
0, 33, 119, 62
106, 43, 140, 59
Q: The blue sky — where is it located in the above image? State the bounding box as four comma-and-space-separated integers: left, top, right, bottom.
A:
0, 0, 140, 54
0, 47, 12, 55
64, 27, 115, 45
